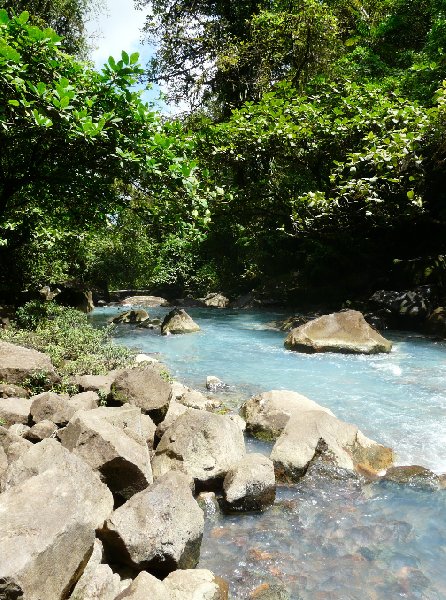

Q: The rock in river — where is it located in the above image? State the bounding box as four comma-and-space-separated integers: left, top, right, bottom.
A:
222, 453, 276, 512
284, 309, 392, 354
161, 308, 200, 335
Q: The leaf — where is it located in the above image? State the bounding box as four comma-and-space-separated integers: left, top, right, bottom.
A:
0, 9, 9, 24
407, 190, 414, 199
122, 50, 129, 65
18, 11, 30, 24
130, 52, 139, 64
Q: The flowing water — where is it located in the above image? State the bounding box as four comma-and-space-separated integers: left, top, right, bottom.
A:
92, 307, 446, 599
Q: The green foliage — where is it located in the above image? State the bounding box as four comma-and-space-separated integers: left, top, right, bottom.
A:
1, 302, 135, 376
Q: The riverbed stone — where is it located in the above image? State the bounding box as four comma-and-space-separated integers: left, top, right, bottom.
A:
381, 465, 446, 490
59, 407, 152, 500
112, 309, 150, 324
99, 471, 204, 577
0, 341, 59, 386
155, 398, 189, 441
426, 307, 446, 337
177, 386, 219, 410
152, 409, 246, 488
30, 391, 72, 426
25, 419, 58, 442
271, 410, 393, 481
206, 375, 228, 391
0, 396, 32, 427
223, 453, 276, 512
242, 390, 334, 441
161, 308, 200, 335
0, 425, 32, 490
111, 367, 172, 423
165, 569, 229, 599
0, 440, 113, 600
8, 423, 30, 437
284, 310, 392, 354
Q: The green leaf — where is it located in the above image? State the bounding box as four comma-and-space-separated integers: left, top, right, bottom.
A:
122, 50, 129, 65
18, 11, 30, 24
8, 99, 19, 106
0, 9, 9, 24
407, 190, 414, 199
130, 52, 139, 65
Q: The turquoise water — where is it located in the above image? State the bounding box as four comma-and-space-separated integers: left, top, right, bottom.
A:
92, 307, 446, 599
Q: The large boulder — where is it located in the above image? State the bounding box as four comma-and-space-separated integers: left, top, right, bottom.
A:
161, 308, 200, 335
0, 341, 58, 386
25, 419, 58, 442
70, 540, 123, 600
222, 453, 276, 512
75, 371, 121, 397
120, 295, 170, 307
369, 285, 435, 325
68, 391, 100, 411
199, 293, 229, 308
111, 367, 172, 424
0, 383, 29, 398
30, 391, 72, 426
284, 310, 392, 354
59, 406, 153, 500
0, 396, 32, 427
0, 426, 32, 490
152, 409, 246, 488
112, 309, 150, 324
271, 410, 393, 481
115, 571, 167, 600
155, 398, 188, 441
242, 390, 334, 441
0, 440, 113, 600
381, 465, 446, 491
98, 471, 204, 577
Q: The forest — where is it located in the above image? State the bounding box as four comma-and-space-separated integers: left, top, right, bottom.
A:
1, 0, 446, 302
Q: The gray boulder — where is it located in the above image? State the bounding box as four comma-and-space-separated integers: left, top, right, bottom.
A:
111, 367, 172, 424
381, 465, 446, 490
165, 569, 229, 599
271, 410, 394, 481
284, 310, 392, 354
0, 440, 113, 600
161, 308, 200, 335
223, 453, 276, 512
0, 341, 58, 386
75, 371, 120, 397
98, 471, 204, 577
178, 387, 219, 410
68, 391, 99, 411
0, 426, 32, 490
8, 423, 30, 437
0, 396, 32, 427
242, 390, 334, 441
30, 391, 72, 426
112, 309, 150, 324
59, 407, 153, 500
120, 295, 169, 307
25, 419, 58, 442
152, 409, 246, 488
115, 571, 167, 599
155, 398, 188, 441
205, 375, 228, 391
199, 293, 229, 308
0, 383, 29, 398
70, 540, 122, 600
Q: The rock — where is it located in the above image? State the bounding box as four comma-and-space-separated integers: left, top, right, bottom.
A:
0, 426, 32, 489
229, 292, 255, 309
0, 396, 32, 427
68, 391, 100, 411
284, 310, 392, 354
222, 453, 276, 512
8, 423, 30, 437
115, 571, 167, 599
0, 440, 113, 599
140, 413, 157, 450
161, 308, 200, 335
39, 285, 61, 301
152, 409, 246, 488
381, 465, 446, 490
271, 410, 393, 481
426, 307, 446, 337
111, 367, 172, 424
98, 471, 204, 577
112, 309, 150, 324
0, 341, 58, 386
134, 353, 159, 364
242, 390, 334, 441
59, 407, 153, 501
0, 383, 29, 398
155, 398, 188, 441
30, 391, 72, 426
25, 419, 58, 442
277, 314, 314, 332
70, 540, 121, 600
56, 287, 95, 313
249, 582, 291, 599
206, 375, 228, 391
369, 285, 436, 324
165, 569, 229, 599
75, 371, 120, 397
177, 386, 219, 410
199, 293, 229, 308
120, 295, 170, 307
228, 413, 246, 432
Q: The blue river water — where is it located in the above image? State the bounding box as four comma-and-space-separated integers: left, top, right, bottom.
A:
92, 306, 446, 599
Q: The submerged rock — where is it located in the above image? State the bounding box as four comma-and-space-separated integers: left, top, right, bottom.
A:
284, 310, 392, 354
152, 409, 246, 488
381, 465, 446, 490
164, 569, 229, 599
222, 453, 276, 512
206, 375, 228, 391
161, 308, 200, 335
98, 471, 204, 577
271, 410, 393, 481
242, 390, 334, 441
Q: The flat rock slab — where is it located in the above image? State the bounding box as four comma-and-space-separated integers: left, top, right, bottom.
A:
0, 440, 113, 600
284, 310, 392, 354
152, 409, 246, 488
0, 397, 32, 427
271, 410, 394, 481
242, 390, 334, 441
0, 341, 58, 385
98, 471, 204, 578
120, 296, 170, 307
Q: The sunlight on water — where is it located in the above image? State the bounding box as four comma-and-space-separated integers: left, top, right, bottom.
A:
92, 306, 446, 599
